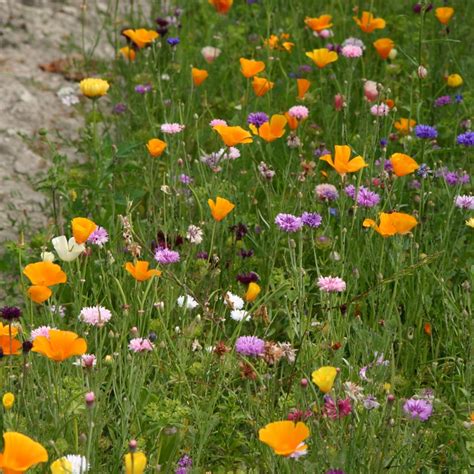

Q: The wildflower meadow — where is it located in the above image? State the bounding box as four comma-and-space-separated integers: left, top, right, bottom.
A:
1, 0, 473, 472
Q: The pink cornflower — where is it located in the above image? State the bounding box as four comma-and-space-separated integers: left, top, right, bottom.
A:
317, 276, 346, 293
31, 325, 54, 340
288, 105, 309, 120
364, 80, 379, 102
155, 247, 180, 264
76, 353, 97, 368
161, 123, 185, 134
129, 337, 155, 352
323, 395, 352, 419
370, 104, 390, 116
79, 305, 112, 327
341, 45, 363, 58
209, 119, 227, 127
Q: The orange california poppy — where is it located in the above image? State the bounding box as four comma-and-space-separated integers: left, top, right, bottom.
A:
385, 99, 395, 109
208, 0, 233, 14
0, 432, 48, 473
146, 138, 167, 157
250, 115, 287, 142
0, 322, 18, 337
244, 282, 261, 302
373, 38, 394, 60
435, 7, 454, 25
363, 212, 418, 237
389, 153, 419, 177
208, 197, 235, 222
27, 285, 53, 304
23, 262, 67, 287
297, 79, 310, 99
122, 29, 159, 48
213, 125, 253, 147
394, 118, 416, 135
264, 34, 294, 52
125, 261, 162, 281
305, 15, 333, 32
71, 217, 97, 244
259, 421, 309, 457
320, 145, 367, 175
239, 58, 265, 78
424, 322, 432, 336
32, 329, 87, 362
252, 76, 274, 97
0, 335, 22, 355
192, 67, 209, 86
354, 11, 386, 33
284, 113, 299, 131
305, 48, 338, 69
119, 46, 136, 61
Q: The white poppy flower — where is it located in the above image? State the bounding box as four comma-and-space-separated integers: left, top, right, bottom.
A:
52, 235, 85, 262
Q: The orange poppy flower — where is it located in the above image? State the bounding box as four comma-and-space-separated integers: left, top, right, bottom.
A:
32, 329, 87, 362
373, 38, 394, 60
146, 138, 167, 157
0, 322, 18, 337
394, 118, 416, 135
125, 261, 162, 281
259, 421, 309, 457
363, 212, 418, 237
424, 322, 432, 336
252, 76, 274, 97
320, 145, 367, 175
123, 29, 159, 48
208, 0, 233, 14
305, 48, 338, 68
0, 432, 48, 472
304, 15, 333, 32
264, 34, 294, 52
71, 217, 97, 244
23, 262, 67, 287
0, 335, 22, 355
250, 115, 287, 142
119, 46, 136, 61
208, 197, 235, 222
244, 282, 261, 302
284, 113, 299, 131
239, 58, 265, 78
27, 285, 53, 304
297, 78, 310, 99
354, 11, 386, 33
213, 125, 253, 147
390, 153, 419, 177
192, 67, 209, 86
435, 7, 454, 25
385, 99, 395, 109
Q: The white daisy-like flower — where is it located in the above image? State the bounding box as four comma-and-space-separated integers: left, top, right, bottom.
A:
224, 291, 244, 310
230, 310, 250, 322
177, 295, 199, 310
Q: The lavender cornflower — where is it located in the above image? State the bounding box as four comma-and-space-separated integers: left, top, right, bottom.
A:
135, 84, 152, 94
0, 306, 21, 321
363, 395, 380, 410
179, 174, 193, 185
341, 44, 363, 58
454, 195, 474, 210
415, 124, 438, 139
344, 184, 356, 199
403, 398, 433, 421
434, 95, 451, 107
342, 37, 365, 49
288, 106, 309, 120
247, 112, 269, 128
317, 276, 346, 293
175, 455, 192, 474
416, 163, 431, 178
315, 184, 339, 201
356, 187, 380, 208
457, 131, 474, 147
161, 123, 185, 134
235, 336, 265, 357
444, 172, 458, 186
88, 226, 109, 247
301, 212, 322, 228
112, 103, 127, 114
275, 213, 303, 232
155, 247, 180, 264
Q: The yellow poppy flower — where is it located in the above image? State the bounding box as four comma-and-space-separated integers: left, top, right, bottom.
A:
312, 366, 338, 393
305, 48, 338, 68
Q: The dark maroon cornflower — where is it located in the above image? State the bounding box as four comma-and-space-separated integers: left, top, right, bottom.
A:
196, 251, 209, 260
22, 340, 33, 354
239, 249, 254, 259
236, 272, 260, 284
230, 223, 248, 240
155, 17, 169, 36
112, 103, 127, 114
287, 408, 312, 422
247, 112, 269, 128
1, 306, 21, 321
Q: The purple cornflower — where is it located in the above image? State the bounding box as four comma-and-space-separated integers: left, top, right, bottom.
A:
236, 272, 260, 284
314, 146, 331, 158
88, 226, 109, 247
317, 276, 346, 293
247, 112, 269, 128
235, 336, 265, 357
301, 212, 322, 228
167, 37, 180, 46
380, 138, 388, 148
344, 184, 356, 199
457, 131, 474, 147
196, 251, 208, 260
356, 187, 380, 208
258, 161, 275, 180
135, 84, 152, 94
444, 172, 458, 186
179, 174, 193, 185
315, 184, 339, 201
434, 95, 451, 107
323, 395, 352, 419
112, 103, 127, 114
326, 470, 346, 474
175, 455, 192, 474
363, 395, 380, 410
454, 195, 474, 210
415, 124, 438, 139
0, 306, 21, 321
455, 94, 463, 103
403, 398, 433, 421
155, 247, 180, 264
275, 213, 303, 232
